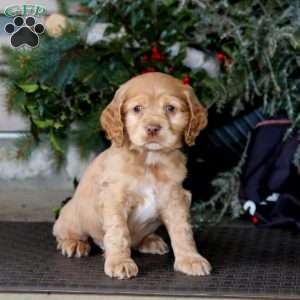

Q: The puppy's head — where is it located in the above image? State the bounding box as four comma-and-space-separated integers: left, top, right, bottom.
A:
101, 72, 207, 150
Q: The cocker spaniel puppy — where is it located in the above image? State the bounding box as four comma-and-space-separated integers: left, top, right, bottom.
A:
53, 72, 211, 279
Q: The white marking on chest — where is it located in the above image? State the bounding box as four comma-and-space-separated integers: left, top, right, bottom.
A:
130, 151, 163, 224
132, 185, 158, 224
145, 151, 162, 165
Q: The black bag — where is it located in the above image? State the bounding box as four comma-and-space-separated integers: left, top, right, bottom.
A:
239, 117, 300, 230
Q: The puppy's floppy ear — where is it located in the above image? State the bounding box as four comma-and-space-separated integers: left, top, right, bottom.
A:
100, 83, 128, 146
184, 86, 208, 146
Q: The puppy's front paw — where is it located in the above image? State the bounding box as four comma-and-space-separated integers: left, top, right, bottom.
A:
57, 239, 91, 258
174, 255, 211, 276
105, 257, 138, 279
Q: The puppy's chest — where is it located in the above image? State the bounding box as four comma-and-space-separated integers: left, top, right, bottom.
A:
128, 177, 162, 245
128, 152, 184, 225
131, 183, 158, 224
130, 155, 167, 224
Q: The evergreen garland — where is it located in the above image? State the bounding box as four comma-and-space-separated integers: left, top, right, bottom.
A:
1, 0, 299, 222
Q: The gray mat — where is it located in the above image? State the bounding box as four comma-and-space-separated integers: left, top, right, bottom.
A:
0, 222, 300, 298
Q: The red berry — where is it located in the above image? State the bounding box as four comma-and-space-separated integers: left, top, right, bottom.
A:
251, 216, 259, 224
151, 53, 162, 61
216, 52, 226, 61
143, 54, 149, 62
151, 47, 159, 54
182, 74, 190, 85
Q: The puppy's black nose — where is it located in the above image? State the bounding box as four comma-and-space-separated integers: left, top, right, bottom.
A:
146, 124, 162, 137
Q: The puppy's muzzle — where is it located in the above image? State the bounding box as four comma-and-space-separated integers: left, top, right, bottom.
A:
146, 124, 162, 137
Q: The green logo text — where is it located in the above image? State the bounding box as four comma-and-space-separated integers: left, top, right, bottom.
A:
4, 5, 47, 17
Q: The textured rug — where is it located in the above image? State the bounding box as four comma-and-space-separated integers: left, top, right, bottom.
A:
0, 222, 299, 299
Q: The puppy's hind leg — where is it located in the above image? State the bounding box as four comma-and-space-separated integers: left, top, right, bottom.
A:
53, 206, 91, 258
137, 233, 169, 255
56, 238, 91, 258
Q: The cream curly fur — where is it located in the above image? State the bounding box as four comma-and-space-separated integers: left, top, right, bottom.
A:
53, 72, 211, 279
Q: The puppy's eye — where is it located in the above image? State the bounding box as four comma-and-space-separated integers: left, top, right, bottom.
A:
165, 104, 176, 113
133, 105, 143, 113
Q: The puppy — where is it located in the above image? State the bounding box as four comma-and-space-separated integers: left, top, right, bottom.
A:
53, 72, 211, 279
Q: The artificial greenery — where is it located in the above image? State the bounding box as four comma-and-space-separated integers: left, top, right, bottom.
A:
1, 0, 300, 223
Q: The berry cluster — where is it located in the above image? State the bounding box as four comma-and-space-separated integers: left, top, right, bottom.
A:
140, 46, 191, 85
